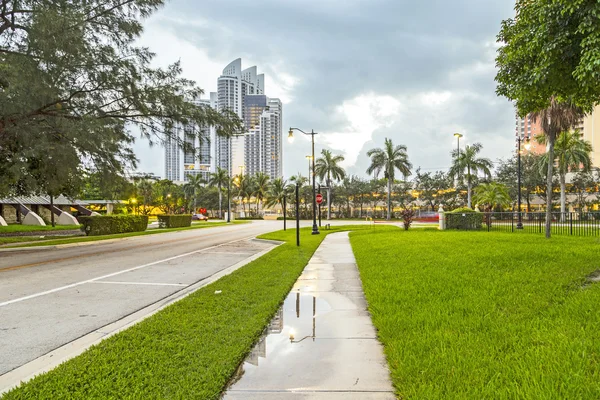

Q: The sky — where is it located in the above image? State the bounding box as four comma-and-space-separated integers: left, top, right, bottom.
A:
132, 0, 517, 180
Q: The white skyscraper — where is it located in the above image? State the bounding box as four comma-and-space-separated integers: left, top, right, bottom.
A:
164, 96, 216, 182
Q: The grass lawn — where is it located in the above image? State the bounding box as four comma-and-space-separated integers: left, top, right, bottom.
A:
350, 229, 600, 399
1, 225, 385, 399
2, 221, 249, 248
0, 224, 79, 233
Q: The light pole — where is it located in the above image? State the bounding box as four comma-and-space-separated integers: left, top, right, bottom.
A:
516, 136, 531, 229
289, 128, 320, 235
453, 133, 463, 202
305, 155, 313, 181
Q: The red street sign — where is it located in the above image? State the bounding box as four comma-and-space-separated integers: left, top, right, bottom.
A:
316, 194, 324, 205
198, 208, 207, 215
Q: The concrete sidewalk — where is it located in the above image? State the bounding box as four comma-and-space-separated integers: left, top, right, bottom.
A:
223, 232, 395, 399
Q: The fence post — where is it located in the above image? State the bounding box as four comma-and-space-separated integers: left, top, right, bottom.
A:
438, 205, 446, 230
511, 212, 514, 232
570, 212, 573, 236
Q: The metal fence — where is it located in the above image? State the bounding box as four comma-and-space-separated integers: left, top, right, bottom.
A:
484, 212, 600, 236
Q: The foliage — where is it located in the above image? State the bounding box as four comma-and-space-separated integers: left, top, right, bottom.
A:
1, 225, 385, 398
79, 215, 148, 236
414, 169, 452, 211
473, 182, 512, 211
157, 215, 192, 229
315, 149, 346, 218
367, 138, 412, 220
0, 0, 243, 197
446, 208, 483, 230
351, 229, 600, 399
495, 154, 545, 211
570, 170, 600, 210
400, 209, 415, 231
449, 143, 493, 208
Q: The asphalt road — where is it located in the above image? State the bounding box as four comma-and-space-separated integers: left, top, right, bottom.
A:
0, 221, 283, 377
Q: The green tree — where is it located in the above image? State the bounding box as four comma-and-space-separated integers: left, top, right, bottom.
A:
474, 182, 512, 211
265, 178, 290, 216
495, 1, 598, 237
538, 130, 593, 214
252, 172, 270, 216
366, 138, 412, 220
183, 174, 205, 214
569, 170, 598, 211
0, 0, 243, 197
136, 179, 155, 215
314, 149, 346, 219
448, 143, 492, 209
208, 167, 229, 219
414, 169, 451, 211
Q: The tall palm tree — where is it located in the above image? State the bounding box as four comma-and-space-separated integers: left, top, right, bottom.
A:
234, 174, 252, 215
448, 143, 492, 209
366, 138, 412, 220
253, 172, 270, 216
537, 130, 592, 215
208, 167, 229, 218
531, 97, 583, 238
183, 174, 205, 214
315, 149, 346, 219
473, 182, 512, 211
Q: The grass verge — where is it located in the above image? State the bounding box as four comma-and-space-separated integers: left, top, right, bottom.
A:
2, 221, 249, 248
350, 229, 600, 399
0, 225, 78, 233
1, 225, 382, 399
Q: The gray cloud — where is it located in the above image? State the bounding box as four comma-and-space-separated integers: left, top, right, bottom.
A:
135, 0, 516, 180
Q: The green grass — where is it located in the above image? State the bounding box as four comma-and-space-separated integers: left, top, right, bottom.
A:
0, 224, 79, 233
1, 225, 383, 399
350, 229, 600, 399
2, 221, 249, 248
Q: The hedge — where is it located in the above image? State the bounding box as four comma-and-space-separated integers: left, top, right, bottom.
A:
446, 207, 483, 230
157, 214, 192, 228
236, 217, 264, 220
79, 215, 149, 236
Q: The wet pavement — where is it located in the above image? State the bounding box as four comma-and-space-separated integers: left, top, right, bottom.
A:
223, 232, 395, 399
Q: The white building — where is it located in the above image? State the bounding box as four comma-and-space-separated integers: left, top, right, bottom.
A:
244, 96, 283, 179
164, 96, 217, 183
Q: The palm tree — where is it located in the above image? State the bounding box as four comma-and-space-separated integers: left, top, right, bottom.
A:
537, 130, 592, 215
314, 150, 346, 219
208, 167, 229, 218
265, 177, 289, 216
366, 138, 412, 220
234, 174, 252, 216
183, 174, 205, 214
448, 143, 492, 209
473, 182, 512, 211
531, 97, 583, 238
253, 172, 270, 216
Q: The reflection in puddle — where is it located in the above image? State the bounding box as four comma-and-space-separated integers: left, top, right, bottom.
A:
225, 291, 332, 391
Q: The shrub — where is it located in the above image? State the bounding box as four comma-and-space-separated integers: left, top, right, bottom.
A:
157, 214, 192, 228
446, 208, 483, 230
401, 209, 416, 231
79, 215, 149, 236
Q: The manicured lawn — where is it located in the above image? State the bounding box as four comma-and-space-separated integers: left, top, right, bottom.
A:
0, 224, 79, 233
2, 221, 249, 248
350, 229, 600, 399
1, 225, 384, 399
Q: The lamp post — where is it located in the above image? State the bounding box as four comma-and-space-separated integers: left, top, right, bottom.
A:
516, 136, 531, 229
289, 128, 320, 235
453, 133, 463, 201
305, 155, 313, 181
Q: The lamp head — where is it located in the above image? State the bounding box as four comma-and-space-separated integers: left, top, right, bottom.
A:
524, 140, 531, 151
288, 128, 295, 143
454, 133, 463, 138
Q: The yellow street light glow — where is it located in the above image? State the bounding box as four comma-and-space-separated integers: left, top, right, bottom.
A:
524, 141, 532, 151
288, 129, 295, 143
454, 133, 463, 138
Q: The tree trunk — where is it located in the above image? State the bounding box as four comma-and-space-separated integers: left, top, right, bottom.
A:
327, 177, 332, 220
545, 138, 556, 239
218, 185, 223, 219
50, 194, 55, 227
560, 173, 567, 216
387, 178, 392, 220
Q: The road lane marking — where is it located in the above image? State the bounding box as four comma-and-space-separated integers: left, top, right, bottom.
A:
0, 236, 257, 308
91, 281, 188, 287
0, 224, 257, 273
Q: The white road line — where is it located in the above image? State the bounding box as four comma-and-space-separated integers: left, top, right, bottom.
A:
0, 235, 257, 308
91, 281, 188, 287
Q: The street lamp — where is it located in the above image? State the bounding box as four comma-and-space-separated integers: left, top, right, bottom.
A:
516, 136, 531, 229
453, 133, 463, 197
289, 128, 320, 235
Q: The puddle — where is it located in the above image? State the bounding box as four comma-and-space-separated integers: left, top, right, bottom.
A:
225, 291, 332, 391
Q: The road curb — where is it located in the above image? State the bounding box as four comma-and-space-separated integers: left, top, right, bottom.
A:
0, 240, 282, 394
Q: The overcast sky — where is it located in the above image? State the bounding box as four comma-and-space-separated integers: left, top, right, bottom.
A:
132, 0, 517, 180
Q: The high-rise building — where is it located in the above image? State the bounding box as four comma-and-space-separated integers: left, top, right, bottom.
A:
517, 106, 600, 167
164, 96, 216, 182
243, 96, 283, 179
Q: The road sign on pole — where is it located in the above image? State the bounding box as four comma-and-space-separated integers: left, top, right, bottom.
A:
316, 193, 323, 205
